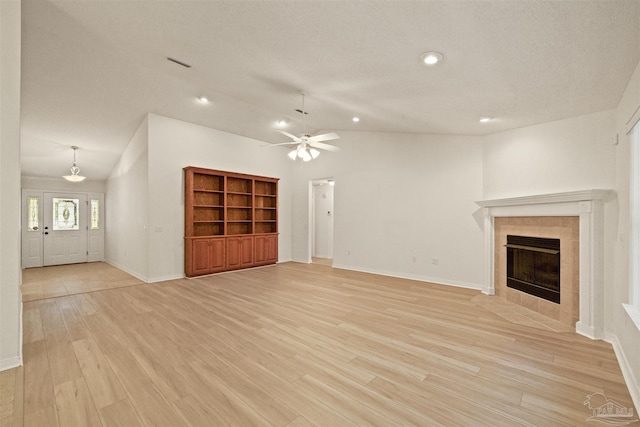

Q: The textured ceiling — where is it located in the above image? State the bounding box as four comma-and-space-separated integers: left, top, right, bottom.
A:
20, 0, 640, 180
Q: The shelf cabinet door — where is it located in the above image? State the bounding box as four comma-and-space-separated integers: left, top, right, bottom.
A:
192, 239, 211, 276
208, 238, 226, 272
226, 236, 254, 270
265, 234, 277, 263
255, 234, 277, 265
240, 236, 254, 267
190, 238, 226, 276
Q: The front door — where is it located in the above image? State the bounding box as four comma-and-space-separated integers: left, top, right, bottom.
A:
43, 193, 88, 266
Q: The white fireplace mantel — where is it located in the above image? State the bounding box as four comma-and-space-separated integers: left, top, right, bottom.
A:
476, 190, 615, 340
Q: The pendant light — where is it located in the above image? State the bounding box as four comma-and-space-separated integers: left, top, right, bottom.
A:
62, 146, 86, 182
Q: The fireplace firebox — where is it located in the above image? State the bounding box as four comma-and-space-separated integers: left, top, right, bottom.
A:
506, 235, 560, 304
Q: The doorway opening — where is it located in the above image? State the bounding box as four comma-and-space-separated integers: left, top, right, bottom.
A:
311, 179, 334, 266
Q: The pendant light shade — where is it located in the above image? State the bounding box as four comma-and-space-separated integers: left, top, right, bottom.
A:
63, 146, 86, 182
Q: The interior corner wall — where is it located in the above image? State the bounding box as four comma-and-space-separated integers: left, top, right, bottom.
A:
482, 95, 640, 406
105, 115, 149, 281
145, 114, 293, 282
292, 131, 484, 289
0, 0, 23, 370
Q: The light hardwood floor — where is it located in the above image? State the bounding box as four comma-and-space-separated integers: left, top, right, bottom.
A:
312, 258, 332, 267
3, 261, 638, 426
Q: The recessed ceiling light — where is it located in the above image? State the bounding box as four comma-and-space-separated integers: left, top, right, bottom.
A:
479, 116, 493, 123
275, 120, 288, 127
420, 51, 443, 66
197, 96, 209, 104
352, 117, 360, 123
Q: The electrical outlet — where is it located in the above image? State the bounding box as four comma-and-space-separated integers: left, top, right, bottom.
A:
347, 250, 351, 255
432, 258, 439, 265
412, 256, 417, 262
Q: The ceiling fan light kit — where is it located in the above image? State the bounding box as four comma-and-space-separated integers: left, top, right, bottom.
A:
288, 145, 320, 161
62, 146, 86, 182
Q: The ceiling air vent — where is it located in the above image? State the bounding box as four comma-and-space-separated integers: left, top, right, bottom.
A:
167, 57, 191, 68
295, 109, 309, 115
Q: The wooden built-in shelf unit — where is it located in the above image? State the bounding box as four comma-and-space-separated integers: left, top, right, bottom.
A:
184, 167, 278, 277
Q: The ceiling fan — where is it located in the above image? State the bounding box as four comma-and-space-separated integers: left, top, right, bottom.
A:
269, 93, 340, 161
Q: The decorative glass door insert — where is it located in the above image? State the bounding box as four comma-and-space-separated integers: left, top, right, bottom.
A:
52, 198, 80, 230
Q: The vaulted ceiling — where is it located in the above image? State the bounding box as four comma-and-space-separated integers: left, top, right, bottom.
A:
20, 0, 640, 180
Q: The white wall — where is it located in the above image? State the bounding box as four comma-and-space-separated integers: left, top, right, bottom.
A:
483, 110, 617, 199
105, 116, 149, 281
146, 114, 293, 282
313, 183, 334, 258
0, 0, 22, 370
611, 59, 640, 408
292, 131, 484, 289
22, 176, 106, 193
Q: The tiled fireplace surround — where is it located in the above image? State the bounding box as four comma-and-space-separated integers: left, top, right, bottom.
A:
494, 216, 579, 327
478, 190, 614, 340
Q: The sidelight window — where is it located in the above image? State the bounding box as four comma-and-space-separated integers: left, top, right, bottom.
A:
90, 199, 100, 230
27, 196, 39, 231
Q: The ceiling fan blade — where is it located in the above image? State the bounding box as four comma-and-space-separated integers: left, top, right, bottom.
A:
309, 132, 339, 142
277, 130, 301, 142
309, 141, 341, 152
261, 141, 299, 147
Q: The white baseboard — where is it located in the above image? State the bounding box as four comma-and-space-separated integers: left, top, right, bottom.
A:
331, 263, 483, 291
106, 259, 298, 283
1, 290, 24, 372
0, 356, 22, 371
147, 274, 184, 283
604, 332, 640, 413
105, 260, 187, 284
576, 321, 603, 341
105, 259, 148, 283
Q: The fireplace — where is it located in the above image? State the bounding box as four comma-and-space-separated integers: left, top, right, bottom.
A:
506, 235, 560, 303
477, 189, 613, 340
